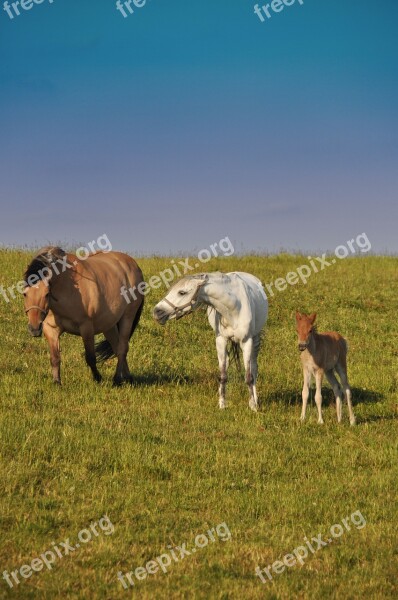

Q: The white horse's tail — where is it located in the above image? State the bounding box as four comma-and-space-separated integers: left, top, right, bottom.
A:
228, 340, 241, 371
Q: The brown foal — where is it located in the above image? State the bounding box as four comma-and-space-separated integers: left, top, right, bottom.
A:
295, 312, 356, 425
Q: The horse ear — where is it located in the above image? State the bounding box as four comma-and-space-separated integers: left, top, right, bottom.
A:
309, 313, 317, 324
295, 311, 302, 321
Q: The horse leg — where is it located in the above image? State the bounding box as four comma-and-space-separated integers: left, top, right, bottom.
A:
113, 315, 133, 386
80, 322, 102, 383
103, 325, 129, 382
315, 370, 324, 424
43, 322, 62, 384
301, 368, 310, 421
251, 334, 261, 408
336, 362, 356, 426
104, 326, 119, 355
216, 335, 228, 409
325, 369, 343, 423
242, 338, 258, 411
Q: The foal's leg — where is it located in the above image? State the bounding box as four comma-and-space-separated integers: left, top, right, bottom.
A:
216, 335, 228, 409
43, 321, 62, 384
314, 370, 324, 424
301, 368, 310, 421
80, 322, 102, 383
336, 362, 356, 426
242, 338, 258, 411
325, 369, 343, 423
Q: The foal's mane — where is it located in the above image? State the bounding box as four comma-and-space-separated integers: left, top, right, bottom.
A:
24, 246, 66, 283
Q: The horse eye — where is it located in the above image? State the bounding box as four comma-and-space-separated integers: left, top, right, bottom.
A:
178, 290, 187, 296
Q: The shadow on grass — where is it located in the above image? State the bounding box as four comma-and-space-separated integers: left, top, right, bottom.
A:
350, 387, 384, 405
266, 387, 384, 407
266, 389, 302, 406
131, 371, 194, 386
357, 414, 397, 424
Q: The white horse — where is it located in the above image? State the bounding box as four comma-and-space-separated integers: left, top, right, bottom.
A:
153, 272, 268, 411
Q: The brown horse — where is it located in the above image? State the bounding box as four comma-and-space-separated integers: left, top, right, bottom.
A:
295, 312, 356, 425
23, 247, 144, 385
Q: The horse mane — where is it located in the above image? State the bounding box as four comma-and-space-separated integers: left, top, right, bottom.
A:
195, 271, 231, 284
24, 246, 66, 283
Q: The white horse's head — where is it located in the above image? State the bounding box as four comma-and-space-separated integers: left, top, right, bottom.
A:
153, 274, 208, 325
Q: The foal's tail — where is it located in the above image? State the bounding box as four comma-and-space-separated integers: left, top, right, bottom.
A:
228, 340, 242, 371
95, 299, 145, 363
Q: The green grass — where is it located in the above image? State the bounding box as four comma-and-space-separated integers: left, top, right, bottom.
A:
0, 250, 397, 599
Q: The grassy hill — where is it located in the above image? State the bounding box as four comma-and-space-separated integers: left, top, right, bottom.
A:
0, 250, 397, 599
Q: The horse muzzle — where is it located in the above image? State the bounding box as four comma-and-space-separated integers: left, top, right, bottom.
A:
28, 323, 43, 337
298, 343, 308, 352
152, 306, 170, 325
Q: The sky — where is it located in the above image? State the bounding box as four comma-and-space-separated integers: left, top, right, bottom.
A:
0, 0, 397, 255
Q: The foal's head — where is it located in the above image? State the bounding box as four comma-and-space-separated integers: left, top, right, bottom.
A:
23, 280, 51, 337
153, 275, 208, 325
295, 312, 317, 351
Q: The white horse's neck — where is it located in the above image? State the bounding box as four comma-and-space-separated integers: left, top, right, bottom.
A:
198, 276, 240, 327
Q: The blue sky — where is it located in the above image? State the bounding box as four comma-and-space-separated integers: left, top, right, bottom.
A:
0, 0, 397, 255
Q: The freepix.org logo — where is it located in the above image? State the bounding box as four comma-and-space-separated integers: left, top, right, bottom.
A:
2, 516, 114, 589
3, 0, 55, 20
0, 234, 112, 305
253, 0, 304, 23
115, 0, 147, 19
255, 510, 366, 584
120, 236, 235, 304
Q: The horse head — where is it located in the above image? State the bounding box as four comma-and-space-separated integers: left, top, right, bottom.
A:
153, 274, 208, 325
23, 247, 65, 336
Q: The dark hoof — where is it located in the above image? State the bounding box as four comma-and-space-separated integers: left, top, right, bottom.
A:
93, 373, 102, 383
113, 374, 133, 386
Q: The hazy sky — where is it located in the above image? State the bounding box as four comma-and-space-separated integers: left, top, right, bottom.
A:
0, 0, 397, 255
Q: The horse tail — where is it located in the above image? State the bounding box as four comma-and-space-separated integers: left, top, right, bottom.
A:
95, 298, 145, 363
253, 332, 262, 358
228, 340, 241, 371
129, 297, 145, 340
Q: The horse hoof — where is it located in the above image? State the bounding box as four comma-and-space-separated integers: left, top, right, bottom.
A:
53, 380, 62, 386
350, 419, 356, 426
249, 402, 258, 412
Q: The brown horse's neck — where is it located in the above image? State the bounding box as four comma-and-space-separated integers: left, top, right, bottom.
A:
48, 254, 79, 301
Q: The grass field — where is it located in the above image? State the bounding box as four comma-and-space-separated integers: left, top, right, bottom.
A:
0, 249, 397, 599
